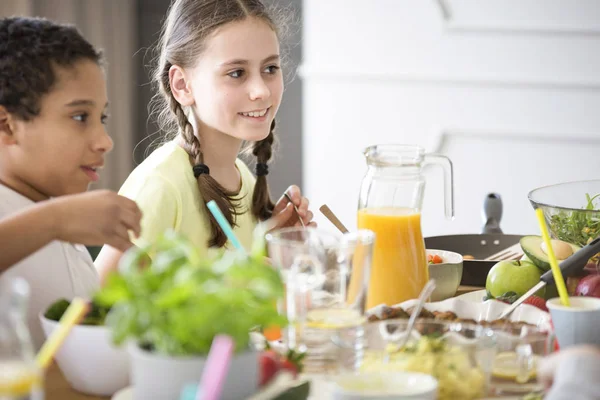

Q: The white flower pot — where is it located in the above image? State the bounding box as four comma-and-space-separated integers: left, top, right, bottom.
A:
128, 343, 258, 400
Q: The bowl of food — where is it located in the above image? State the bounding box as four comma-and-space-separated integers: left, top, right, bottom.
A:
426, 250, 463, 301
528, 180, 600, 247
334, 320, 497, 400
39, 299, 129, 396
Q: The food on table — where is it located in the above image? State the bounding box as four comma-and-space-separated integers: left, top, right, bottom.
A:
360, 335, 486, 400
492, 351, 540, 383
427, 254, 444, 264
463, 254, 475, 260
486, 259, 544, 298
575, 274, 600, 298
44, 298, 110, 326
305, 308, 366, 329
547, 193, 600, 247
259, 348, 305, 387
520, 236, 581, 272
368, 305, 536, 329
491, 292, 548, 312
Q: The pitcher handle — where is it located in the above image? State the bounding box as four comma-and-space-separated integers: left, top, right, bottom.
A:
423, 153, 455, 220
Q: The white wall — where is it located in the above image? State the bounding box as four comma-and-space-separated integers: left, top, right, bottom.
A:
301, 0, 600, 237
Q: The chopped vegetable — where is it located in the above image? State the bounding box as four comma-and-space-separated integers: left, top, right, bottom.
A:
427, 254, 444, 264
548, 193, 600, 247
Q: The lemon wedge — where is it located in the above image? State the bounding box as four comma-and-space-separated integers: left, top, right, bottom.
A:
492, 352, 539, 383
306, 308, 366, 329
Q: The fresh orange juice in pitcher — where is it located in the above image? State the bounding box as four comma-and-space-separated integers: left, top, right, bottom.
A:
358, 145, 454, 308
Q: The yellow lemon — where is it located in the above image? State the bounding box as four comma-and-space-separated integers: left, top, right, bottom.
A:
492, 352, 539, 383
306, 308, 366, 329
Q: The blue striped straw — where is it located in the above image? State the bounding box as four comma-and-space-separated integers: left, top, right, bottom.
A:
206, 200, 245, 253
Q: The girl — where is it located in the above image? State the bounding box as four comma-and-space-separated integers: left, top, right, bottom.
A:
96, 0, 315, 276
0, 16, 142, 349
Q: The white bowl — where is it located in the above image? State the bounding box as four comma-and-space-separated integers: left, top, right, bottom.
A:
426, 249, 463, 301
39, 314, 129, 396
331, 371, 438, 400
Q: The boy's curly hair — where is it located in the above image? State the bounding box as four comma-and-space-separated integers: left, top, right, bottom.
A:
0, 17, 102, 121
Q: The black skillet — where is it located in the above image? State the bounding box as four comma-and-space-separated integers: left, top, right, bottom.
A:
424, 193, 522, 286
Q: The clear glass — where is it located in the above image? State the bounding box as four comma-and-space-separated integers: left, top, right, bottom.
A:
265, 228, 375, 373
334, 320, 496, 400
358, 145, 454, 308
490, 325, 557, 396
0, 278, 43, 399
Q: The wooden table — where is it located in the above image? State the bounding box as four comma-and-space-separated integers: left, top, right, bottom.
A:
45, 363, 107, 400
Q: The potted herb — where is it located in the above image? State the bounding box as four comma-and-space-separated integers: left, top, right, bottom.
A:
95, 229, 287, 400
39, 299, 129, 396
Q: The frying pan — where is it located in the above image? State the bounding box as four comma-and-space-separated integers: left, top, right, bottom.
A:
424, 193, 522, 286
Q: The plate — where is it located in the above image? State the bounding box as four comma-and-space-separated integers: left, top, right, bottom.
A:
455, 289, 488, 303
367, 295, 551, 331
112, 386, 132, 400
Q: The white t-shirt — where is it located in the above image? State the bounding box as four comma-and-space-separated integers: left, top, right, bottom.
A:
0, 184, 99, 350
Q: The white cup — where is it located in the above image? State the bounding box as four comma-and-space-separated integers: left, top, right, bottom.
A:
546, 296, 600, 349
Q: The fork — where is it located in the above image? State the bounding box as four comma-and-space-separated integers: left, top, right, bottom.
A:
484, 242, 523, 261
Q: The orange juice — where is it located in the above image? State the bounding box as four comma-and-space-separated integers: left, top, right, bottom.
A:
357, 207, 428, 309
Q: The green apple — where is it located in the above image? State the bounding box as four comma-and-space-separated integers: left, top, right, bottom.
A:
486, 260, 544, 298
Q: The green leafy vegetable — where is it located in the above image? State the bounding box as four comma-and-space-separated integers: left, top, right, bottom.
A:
94, 228, 287, 357
548, 193, 600, 247
44, 299, 71, 321
44, 298, 111, 326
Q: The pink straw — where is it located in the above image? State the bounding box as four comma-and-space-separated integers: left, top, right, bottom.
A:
197, 335, 235, 400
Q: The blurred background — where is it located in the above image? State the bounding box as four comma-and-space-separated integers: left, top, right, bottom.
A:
1, 0, 599, 237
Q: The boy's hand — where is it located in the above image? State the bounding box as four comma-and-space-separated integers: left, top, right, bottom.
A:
268, 185, 316, 230
51, 190, 142, 252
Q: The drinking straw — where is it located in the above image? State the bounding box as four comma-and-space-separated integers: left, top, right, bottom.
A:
36, 298, 89, 369
197, 335, 235, 400
206, 200, 245, 253
535, 208, 570, 306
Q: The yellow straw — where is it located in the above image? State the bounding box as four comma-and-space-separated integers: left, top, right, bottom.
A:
36, 298, 89, 369
535, 208, 570, 306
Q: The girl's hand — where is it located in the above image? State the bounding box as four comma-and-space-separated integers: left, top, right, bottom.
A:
268, 185, 316, 230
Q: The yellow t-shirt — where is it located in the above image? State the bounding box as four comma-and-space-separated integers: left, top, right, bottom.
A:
119, 141, 258, 255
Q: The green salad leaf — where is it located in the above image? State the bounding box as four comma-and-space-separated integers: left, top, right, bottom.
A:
44, 298, 111, 326
94, 228, 287, 356
548, 193, 600, 247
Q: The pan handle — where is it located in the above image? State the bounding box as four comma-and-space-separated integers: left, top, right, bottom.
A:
482, 193, 503, 234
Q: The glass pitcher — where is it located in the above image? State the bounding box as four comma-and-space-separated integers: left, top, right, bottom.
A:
358, 144, 454, 309
0, 277, 43, 399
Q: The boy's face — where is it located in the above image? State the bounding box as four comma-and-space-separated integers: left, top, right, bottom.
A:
0, 60, 112, 200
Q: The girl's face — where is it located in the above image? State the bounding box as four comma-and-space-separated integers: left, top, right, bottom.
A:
187, 17, 284, 142
0, 60, 112, 200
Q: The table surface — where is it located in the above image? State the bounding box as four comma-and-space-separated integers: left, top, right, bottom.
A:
45, 286, 487, 400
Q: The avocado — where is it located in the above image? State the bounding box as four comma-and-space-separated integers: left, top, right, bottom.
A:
520, 236, 581, 272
